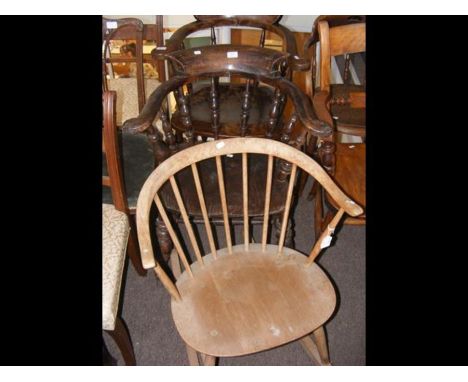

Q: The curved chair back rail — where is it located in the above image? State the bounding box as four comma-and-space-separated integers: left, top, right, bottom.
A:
161, 16, 308, 71
122, 72, 332, 138
136, 137, 363, 299
153, 45, 290, 78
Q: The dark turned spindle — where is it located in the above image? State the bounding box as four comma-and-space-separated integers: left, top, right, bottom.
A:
174, 87, 194, 144
319, 140, 336, 175
210, 77, 220, 139
240, 79, 253, 137
277, 113, 297, 182
344, 53, 351, 84
145, 125, 170, 165
160, 111, 177, 153
266, 88, 285, 138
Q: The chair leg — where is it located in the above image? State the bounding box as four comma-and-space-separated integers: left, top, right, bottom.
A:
312, 326, 331, 365
202, 354, 217, 366
186, 344, 201, 366
106, 316, 136, 366
127, 215, 147, 276
299, 326, 331, 366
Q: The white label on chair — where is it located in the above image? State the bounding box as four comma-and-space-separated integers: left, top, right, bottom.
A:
106, 21, 118, 29
227, 154, 234, 158
320, 235, 333, 249
349, 145, 356, 149
194, 50, 202, 55
227, 51, 238, 58
156, 46, 167, 50
216, 141, 225, 149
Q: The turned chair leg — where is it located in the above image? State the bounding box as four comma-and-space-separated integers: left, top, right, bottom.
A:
312, 326, 331, 365
186, 344, 201, 365
106, 316, 136, 366
202, 354, 217, 366
299, 326, 331, 366
127, 215, 147, 276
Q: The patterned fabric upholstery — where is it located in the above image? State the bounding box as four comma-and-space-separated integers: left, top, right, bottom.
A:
102, 203, 130, 331
107, 78, 161, 126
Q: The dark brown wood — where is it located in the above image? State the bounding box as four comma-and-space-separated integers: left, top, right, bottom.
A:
209, 77, 220, 138
103, 91, 147, 276
105, 316, 136, 366
156, 216, 173, 263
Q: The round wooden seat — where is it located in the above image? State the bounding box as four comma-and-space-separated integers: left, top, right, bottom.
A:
171, 244, 336, 357
326, 143, 366, 220
171, 83, 278, 138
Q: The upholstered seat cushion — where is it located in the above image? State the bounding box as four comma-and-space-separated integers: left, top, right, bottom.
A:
102, 203, 130, 331
107, 78, 161, 126
102, 132, 155, 209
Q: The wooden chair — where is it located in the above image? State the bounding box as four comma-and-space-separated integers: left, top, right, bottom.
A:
102, 91, 138, 365
123, 53, 332, 261
153, 15, 309, 140
102, 16, 165, 126
102, 17, 163, 241
135, 137, 363, 365
303, 16, 366, 234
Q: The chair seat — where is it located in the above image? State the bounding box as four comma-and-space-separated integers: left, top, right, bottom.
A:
171, 244, 336, 357
160, 154, 288, 218
102, 204, 130, 331
326, 143, 366, 213
330, 84, 365, 134
171, 83, 280, 138
102, 132, 155, 209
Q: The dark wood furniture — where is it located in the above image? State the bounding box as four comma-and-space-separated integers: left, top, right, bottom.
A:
303, 16, 366, 235
123, 46, 331, 262
102, 16, 165, 126
134, 137, 363, 365
153, 15, 309, 140
102, 91, 138, 365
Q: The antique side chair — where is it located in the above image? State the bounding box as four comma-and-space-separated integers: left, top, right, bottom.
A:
102, 91, 138, 364
135, 137, 363, 365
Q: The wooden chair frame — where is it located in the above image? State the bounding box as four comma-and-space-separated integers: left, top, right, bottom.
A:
136, 137, 362, 365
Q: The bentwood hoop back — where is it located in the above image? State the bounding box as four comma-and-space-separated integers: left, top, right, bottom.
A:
136, 137, 362, 364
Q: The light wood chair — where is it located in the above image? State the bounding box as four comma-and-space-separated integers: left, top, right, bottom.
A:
102, 91, 137, 365
303, 16, 366, 235
135, 137, 363, 365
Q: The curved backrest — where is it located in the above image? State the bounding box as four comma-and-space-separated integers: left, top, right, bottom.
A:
122, 66, 332, 165
136, 137, 363, 300
161, 15, 307, 73
102, 91, 129, 213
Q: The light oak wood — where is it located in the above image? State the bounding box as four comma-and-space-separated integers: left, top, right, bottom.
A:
261, 155, 274, 251
216, 155, 233, 254
191, 164, 218, 259
329, 23, 366, 57
277, 164, 297, 255
169, 176, 204, 265
171, 244, 336, 357
242, 153, 249, 251
154, 194, 193, 277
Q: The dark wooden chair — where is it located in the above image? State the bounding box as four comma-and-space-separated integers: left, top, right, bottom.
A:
102, 17, 164, 236
135, 137, 363, 365
102, 91, 138, 365
123, 46, 332, 264
153, 15, 309, 140
303, 16, 366, 235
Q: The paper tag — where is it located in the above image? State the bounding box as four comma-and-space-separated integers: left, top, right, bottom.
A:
227, 51, 238, 58
320, 235, 333, 249
194, 50, 201, 55
216, 141, 225, 149
156, 46, 167, 50
349, 145, 355, 149
106, 21, 118, 29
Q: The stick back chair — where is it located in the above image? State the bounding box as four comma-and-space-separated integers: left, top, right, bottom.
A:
102, 91, 138, 365
153, 15, 309, 140
304, 16, 366, 233
136, 137, 363, 365
123, 56, 331, 261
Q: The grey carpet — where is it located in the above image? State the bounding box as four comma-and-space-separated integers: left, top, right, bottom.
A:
104, 177, 365, 365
